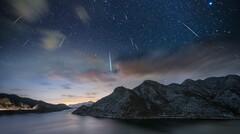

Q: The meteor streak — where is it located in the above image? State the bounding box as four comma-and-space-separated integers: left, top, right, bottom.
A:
22, 39, 30, 47
109, 53, 112, 72
13, 15, 23, 24
59, 36, 66, 48
130, 37, 139, 51
182, 22, 199, 37
130, 37, 134, 46
124, 13, 128, 21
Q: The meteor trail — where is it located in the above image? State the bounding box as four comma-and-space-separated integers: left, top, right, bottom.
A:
109, 53, 112, 72
59, 36, 66, 48
124, 13, 128, 20
130, 37, 139, 51
130, 37, 134, 46
22, 39, 30, 47
181, 22, 199, 37
134, 44, 139, 51
13, 15, 23, 24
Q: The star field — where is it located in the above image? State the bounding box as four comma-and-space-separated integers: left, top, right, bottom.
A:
0, 0, 239, 104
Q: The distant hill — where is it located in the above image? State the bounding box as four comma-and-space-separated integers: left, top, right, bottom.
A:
0, 93, 71, 115
72, 75, 240, 119
68, 101, 94, 109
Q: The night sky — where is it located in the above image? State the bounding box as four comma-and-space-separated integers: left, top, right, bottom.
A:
0, 0, 240, 104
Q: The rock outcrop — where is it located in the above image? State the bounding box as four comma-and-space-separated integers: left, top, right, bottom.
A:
72, 75, 240, 119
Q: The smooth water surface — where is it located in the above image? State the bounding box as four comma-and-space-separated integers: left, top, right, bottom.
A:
0, 110, 239, 134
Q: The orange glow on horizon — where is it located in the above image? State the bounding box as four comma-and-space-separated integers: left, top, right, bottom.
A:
51, 98, 98, 105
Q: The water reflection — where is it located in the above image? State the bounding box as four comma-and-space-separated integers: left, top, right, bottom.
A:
0, 110, 239, 134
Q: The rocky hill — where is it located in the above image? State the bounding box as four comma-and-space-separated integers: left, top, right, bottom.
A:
72, 75, 240, 119
0, 93, 71, 115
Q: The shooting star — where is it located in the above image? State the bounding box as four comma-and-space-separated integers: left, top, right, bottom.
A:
130, 37, 134, 46
13, 15, 23, 25
130, 37, 139, 51
134, 44, 139, 51
181, 22, 199, 37
59, 36, 66, 48
124, 13, 128, 21
22, 39, 30, 47
109, 53, 112, 72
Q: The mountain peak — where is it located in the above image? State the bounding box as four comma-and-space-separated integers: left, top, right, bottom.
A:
113, 86, 129, 93
181, 79, 195, 85
142, 80, 159, 84
140, 80, 163, 87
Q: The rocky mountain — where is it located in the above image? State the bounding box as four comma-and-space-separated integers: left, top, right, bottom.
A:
68, 101, 94, 109
0, 93, 71, 115
72, 75, 240, 119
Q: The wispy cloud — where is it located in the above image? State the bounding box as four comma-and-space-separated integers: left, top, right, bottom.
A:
74, 70, 117, 83
62, 95, 82, 98
76, 5, 91, 23
10, 88, 24, 91
61, 84, 72, 90
9, 0, 49, 22
116, 40, 240, 80
85, 92, 97, 96
40, 30, 65, 51
39, 82, 51, 86
46, 69, 117, 84
45, 70, 65, 81
61, 93, 97, 100
85, 92, 97, 99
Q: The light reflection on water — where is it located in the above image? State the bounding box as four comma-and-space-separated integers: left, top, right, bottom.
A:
0, 109, 239, 134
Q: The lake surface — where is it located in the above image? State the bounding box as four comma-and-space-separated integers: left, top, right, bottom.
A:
0, 109, 239, 134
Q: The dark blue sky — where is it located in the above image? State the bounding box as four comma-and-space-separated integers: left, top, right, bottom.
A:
0, 0, 240, 104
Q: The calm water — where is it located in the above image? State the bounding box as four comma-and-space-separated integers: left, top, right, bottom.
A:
0, 109, 239, 134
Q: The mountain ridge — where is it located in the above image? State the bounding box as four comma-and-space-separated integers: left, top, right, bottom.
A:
0, 93, 71, 115
72, 75, 240, 119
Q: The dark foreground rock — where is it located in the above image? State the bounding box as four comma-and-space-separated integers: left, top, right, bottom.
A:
0, 93, 71, 115
72, 75, 240, 119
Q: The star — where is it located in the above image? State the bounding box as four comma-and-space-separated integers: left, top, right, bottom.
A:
208, 2, 213, 6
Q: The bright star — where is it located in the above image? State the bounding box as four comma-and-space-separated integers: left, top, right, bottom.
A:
208, 2, 213, 6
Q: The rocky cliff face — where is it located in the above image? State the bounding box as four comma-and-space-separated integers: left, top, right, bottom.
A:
72, 75, 240, 119
0, 93, 71, 115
